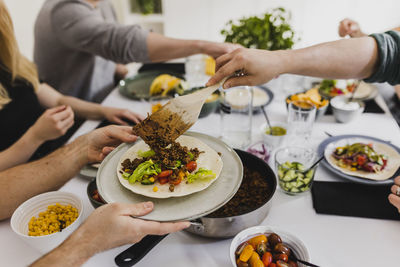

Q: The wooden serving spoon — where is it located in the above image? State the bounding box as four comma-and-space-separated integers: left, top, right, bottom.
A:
133, 77, 228, 147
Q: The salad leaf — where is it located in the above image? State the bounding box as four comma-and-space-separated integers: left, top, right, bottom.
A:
188, 152, 194, 160
187, 168, 216, 184
128, 160, 160, 184
138, 150, 155, 158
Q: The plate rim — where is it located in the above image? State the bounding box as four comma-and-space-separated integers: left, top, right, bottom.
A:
96, 131, 244, 221
318, 134, 400, 185
119, 70, 185, 100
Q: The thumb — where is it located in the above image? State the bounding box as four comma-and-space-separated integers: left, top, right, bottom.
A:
223, 76, 252, 89
47, 105, 66, 114
120, 202, 154, 216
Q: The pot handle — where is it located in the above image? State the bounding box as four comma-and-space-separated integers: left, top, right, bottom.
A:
114, 234, 168, 267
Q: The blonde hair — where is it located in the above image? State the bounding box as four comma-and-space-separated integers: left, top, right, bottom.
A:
0, 0, 39, 110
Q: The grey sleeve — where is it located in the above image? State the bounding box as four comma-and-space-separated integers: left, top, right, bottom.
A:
51, 1, 150, 64
364, 31, 400, 85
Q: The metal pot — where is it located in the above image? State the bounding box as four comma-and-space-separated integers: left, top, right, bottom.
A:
89, 149, 277, 266
185, 149, 276, 238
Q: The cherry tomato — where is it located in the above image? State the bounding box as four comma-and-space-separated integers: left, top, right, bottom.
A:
356, 155, 367, 166
158, 177, 168, 184
158, 170, 172, 178
269, 264, 277, 267
273, 254, 288, 262
261, 252, 272, 266
186, 161, 197, 172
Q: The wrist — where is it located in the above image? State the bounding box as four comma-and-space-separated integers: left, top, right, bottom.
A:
275, 50, 292, 76
25, 127, 46, 146
193, 40, 206, 54
69, 135, 90, 167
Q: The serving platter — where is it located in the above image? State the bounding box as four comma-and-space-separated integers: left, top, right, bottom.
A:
119, 70, 184, 100
318, 134, 400, 185
96, 132, 243, 222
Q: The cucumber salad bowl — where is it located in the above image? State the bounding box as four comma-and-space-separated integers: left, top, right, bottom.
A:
275, 147, 318, 195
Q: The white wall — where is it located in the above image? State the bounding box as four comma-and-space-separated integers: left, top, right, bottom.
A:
4, 0, 400, 60
163, 0, 400, 48
4, 0, 45, 60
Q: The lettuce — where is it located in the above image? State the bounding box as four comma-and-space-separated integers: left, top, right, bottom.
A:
187, 168, 216, 184
137, 150, 155, 158
128, 160, 160, 184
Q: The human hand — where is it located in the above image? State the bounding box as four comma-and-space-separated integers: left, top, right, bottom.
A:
76, 125, 136, 163
200, 40, 242, 58
206, 47, 283, 89
67, 202, 190, 254
389, 176, 400, 213
338, 19, 364, 38
102, 107, 144, 125
115, 64, 129, 80
30, 105, 74, 143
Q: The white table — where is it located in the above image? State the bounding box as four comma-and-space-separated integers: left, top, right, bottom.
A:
1, 84, 400, 267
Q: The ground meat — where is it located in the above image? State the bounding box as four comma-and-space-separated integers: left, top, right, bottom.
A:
121, 158, 145, 173
206, 166, 271, 218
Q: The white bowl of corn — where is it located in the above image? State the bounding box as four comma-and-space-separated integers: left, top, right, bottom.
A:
10, 191, 83, 254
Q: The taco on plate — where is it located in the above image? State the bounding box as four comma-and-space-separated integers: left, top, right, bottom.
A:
325, 138, 400, 181
117, 135, 223, 198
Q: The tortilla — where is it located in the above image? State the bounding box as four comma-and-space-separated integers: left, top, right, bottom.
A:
117, 135, 223, 198
325, 138, 400, 181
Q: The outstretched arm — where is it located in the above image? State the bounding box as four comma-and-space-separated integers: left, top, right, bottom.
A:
37, 83, 144, 124
0, 126, 137, 220
207, 36, 380, 89
51, 2, 239, 65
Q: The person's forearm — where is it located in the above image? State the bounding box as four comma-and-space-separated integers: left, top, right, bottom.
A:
58, 96, 105, 120
30, 228, 96, 267
0, 128, 44, 172
280, 37, 378, 80
0, 136, 89, 220
147, 32, 205, 62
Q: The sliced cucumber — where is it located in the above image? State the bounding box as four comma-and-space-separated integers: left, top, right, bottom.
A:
277, 161, 314, 194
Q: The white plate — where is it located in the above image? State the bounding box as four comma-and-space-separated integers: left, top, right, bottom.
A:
324, 137, 400, 181
96, 132, 243, 222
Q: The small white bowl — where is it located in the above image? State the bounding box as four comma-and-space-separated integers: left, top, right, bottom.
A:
260, 122, 288, 150
331, 95, 365, 123
230, 225, 310, 267
10, 191, 83, 254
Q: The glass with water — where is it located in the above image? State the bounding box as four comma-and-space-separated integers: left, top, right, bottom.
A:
220, 86, 253, 148
287, 101, 316, 144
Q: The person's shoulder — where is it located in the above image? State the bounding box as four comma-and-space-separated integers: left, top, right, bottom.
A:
51, 0, 94, 17
50, 0, 97, 24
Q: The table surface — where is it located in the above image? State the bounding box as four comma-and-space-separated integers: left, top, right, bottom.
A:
1, 81, 400, 267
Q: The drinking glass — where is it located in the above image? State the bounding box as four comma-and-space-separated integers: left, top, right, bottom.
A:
275, 146, 317, 195
220, 86, 253, 149
287, 101, 316, 144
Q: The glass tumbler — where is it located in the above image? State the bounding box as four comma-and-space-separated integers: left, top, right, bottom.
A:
275, 146, 318, 195
287, 101, 316, 145
220, 86, 253, 149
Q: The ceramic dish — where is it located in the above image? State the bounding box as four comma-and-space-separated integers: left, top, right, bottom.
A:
230, 225, 310, 267
10, 191, 83, 254
119, 70, 184, 100
96, 132, 243, 222
79, 164, 98, 179
318, 135, 400, 185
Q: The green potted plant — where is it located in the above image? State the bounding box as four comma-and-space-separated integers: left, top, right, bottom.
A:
221, 7, 297, 50
130, 0, 162, 15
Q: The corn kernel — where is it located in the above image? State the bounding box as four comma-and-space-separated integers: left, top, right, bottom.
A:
153, 186, 159, 192
28, 204, 78, 236
149, 177, 155, 183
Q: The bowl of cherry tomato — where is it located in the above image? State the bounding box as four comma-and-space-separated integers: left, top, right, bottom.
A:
230, 226, 310, 267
